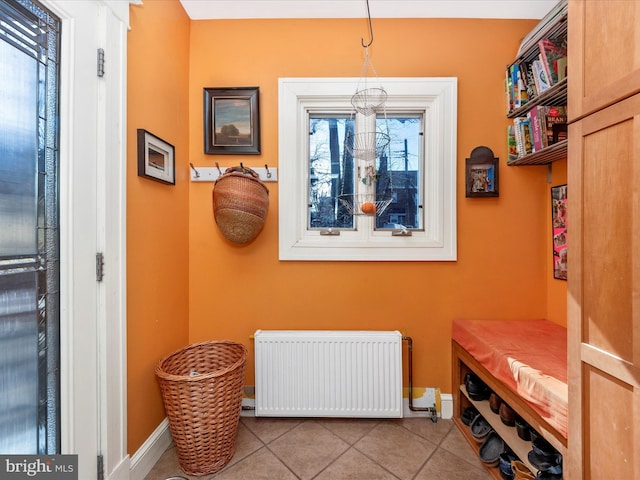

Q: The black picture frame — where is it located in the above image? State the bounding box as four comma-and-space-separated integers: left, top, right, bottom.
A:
465, 146, 499, 197
204, 87, 260, 155
137, 129, 175, 185
551, 184, 567, 280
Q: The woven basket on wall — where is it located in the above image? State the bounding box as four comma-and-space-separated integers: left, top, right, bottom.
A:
155, 341, 247, 476
212, 166, 269, 244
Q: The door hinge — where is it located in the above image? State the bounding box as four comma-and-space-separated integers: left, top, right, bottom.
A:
97, 48, 105, 77
96, 252, 104, 282
97, 454, 104, 480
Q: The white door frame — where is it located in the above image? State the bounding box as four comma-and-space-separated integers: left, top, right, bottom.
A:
45, 1, 129, 479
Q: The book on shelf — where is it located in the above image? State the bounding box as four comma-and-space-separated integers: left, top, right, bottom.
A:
517, 67, 528, 107
525, 67, 536, 103
511, 63, 521, 109
509, 105, 566, 159
556, 56, 567, 82
506, 61, 535, 114
505, 70, 513, 113
507, 125, 518, 162
513, 117, 525, 157
528, 106, 545, 152
552, 123, 568, 143
544, 105, 567, 146
538, 38, 567, 85
520, 118, 533, 155
532, 58, 551, 93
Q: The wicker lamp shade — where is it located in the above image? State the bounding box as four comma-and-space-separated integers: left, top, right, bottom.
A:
212, 166, 269, 244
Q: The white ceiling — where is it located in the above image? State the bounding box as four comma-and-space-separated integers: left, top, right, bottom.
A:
179, 0, 560, 20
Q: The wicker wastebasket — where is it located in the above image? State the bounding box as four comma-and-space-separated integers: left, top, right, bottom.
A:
155, 341, 247, 476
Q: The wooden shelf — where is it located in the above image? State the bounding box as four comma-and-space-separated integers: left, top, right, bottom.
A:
507, 139, 567, 166
452, 341, 567, 454
452, 416, 503, 480
506, 3, 567, 167
459, 385, 538, 474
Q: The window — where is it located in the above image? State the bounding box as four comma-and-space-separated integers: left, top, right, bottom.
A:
279, 77, 457, 261
308, 114, 423, 231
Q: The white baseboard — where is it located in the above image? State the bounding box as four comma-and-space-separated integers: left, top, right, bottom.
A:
440, 393, 453, 419
108, 455, 131, 480
129, 418, 172, 480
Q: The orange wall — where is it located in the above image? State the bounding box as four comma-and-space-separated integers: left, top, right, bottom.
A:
127, 0, 190, 453
187, 18, 566, 395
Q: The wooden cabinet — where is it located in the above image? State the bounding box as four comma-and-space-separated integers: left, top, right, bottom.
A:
567, 0, 640, 121
566, 1, 640, 479
567, 89, 640, 480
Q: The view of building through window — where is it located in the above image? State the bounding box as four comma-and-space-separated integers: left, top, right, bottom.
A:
308, 115, 422, 231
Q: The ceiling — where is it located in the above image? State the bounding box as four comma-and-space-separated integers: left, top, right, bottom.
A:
179, 0, 560, 20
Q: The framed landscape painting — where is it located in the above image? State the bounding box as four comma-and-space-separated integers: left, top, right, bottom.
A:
137, 129, 175, 185
204, 87, 260, 155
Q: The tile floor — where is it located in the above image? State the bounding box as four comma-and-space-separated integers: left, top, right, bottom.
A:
145, 416, 492, 480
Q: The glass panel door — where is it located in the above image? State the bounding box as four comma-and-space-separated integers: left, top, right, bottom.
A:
0, 0, 60, 454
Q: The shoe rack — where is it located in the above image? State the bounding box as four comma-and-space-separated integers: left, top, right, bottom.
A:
459, 385, 538, 476
451, 341, 566, 480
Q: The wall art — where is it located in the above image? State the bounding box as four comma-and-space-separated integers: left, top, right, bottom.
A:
204, 87, 260, 155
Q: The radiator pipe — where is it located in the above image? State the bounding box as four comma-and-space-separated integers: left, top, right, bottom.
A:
403, 336, 438, 423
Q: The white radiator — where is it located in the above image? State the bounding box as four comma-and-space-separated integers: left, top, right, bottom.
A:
254, 330, 403, 418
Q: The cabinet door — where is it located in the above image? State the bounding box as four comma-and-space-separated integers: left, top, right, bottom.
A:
567, 92, 640, 480
568, 0, 640, 121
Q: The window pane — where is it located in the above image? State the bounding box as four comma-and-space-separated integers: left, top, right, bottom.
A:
375, 116, 422, 230
308, 116, 355, 229
0, 272, 38, 453
0, 39, 38, 255
0, 0, 61, 454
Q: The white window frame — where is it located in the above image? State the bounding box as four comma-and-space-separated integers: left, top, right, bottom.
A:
278, 77, 457, 261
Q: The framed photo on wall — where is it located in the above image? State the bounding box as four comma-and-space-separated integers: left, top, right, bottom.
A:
137, 129, 175, 185
551, 184, 567, 280
204, 87, 260, 155
465, 146, 499, 197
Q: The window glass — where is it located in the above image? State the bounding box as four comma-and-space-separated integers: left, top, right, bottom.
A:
375, 116, 422, 230
0, 39, 38, 255
308, 115, 423, 231
308, 116, 355, 229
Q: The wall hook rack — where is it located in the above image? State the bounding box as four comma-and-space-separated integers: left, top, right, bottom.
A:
190, 164, 278, 183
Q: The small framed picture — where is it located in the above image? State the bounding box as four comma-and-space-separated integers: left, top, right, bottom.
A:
204, 87, 260, 155
137, 129, 175, 185
551, 184, 567, 280
465, 146, 499, 197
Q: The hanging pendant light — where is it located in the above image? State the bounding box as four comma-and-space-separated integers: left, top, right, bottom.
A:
338, 0, 393, 217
